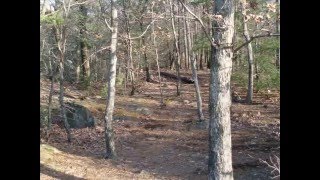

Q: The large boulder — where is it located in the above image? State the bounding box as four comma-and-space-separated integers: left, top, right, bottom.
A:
65, 102, 95, 129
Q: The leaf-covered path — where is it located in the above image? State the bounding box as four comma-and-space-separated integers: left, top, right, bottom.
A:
40, 70, 280, 180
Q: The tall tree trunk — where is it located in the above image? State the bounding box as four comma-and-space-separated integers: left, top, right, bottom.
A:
105, 0, 118, 159
140, 21, 151, 82
191, 52, 204, 121
183, 4, 189, 70
170, 0, 182, 96
47, 60, 56, 139
254, 32, 259, 81
139, 0, 151, 82
58, 51, 72, 142
200, 49, 204, 70
79, 3, 90, 84
275, 0, 280, 70
208, 0, 234, 179
76, 60, 81, 83
241, 0, 254, 104
123, 0, 135, 95
207, 48, 211, 69
128, 37, 135, 96
151, 4, 164, 105
53, 26, 72, 142
186, 6, 192, 70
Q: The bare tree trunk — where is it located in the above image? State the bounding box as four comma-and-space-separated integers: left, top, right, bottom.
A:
241, 0, 254, 104
200, 48, 204, 70
183, 3, 189, 70
76, 60, 81, 83
208, 0, 234, 179
191, 52, 204, 121
128, 37, 135, 96
206, 48, 211, 69
151, 4, 164, 105
47, 58, 56, 139
275, 0, 280, 70
170, 0, 182, 96
186, 5, 192, 70
105, 0, 118, 159
53, 26, 72, 142
139, 0, 151, 82
79, 3, 90, 85
123, 0, 135, 96
140, 21, 151, 82
254, 33, 260, 81
180, 2, 204, 121
58, 50, 72, 143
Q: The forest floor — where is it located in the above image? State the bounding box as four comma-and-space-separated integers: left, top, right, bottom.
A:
40, 70, 280, 180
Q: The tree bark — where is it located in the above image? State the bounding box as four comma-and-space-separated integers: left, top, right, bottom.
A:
79, 3, 90, 84
191, 52, 205, 121
105, 0, 118, 159
53, 25, 72, 142
200, 48, 204, 70
183, 3, 189, 69
47, 61, 56, 139
275, 0, 280, 70
241, 0, 254, 104
58, 50, 72, 142
208, 0, 234, 179
123, 0, 135, 96
139, 0, 151, 82
170, 0, 182, 96
151, 4, 164, 105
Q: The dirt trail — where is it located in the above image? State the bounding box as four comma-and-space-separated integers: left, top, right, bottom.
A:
40, 70, 280, 180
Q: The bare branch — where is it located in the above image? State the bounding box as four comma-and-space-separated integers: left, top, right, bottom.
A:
177, 0, 215, 46
70, 0, 92, 8
129, 20, 155, 40
89, 46, 111, 58
104, 18, 113, 31
173, 15, 195, 20
259, 155, 280, 179
233, 33, 280, 53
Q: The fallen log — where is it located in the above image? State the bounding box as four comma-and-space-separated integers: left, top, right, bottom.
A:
160, 71, 194, 84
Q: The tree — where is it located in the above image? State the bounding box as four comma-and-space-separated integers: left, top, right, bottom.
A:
122, 0, 136, 95
275, 0, 280, 70
43, 0, 75, 142
240, 0, 254, 104
208, 0, 235, 179
104, 0, 118, 159
169, 0, 182, 96
139, 0, 152, 82
151, 2, 164, 105
190, 52, 205, 121
178, 0, 205, 122
78, 1, 91, 86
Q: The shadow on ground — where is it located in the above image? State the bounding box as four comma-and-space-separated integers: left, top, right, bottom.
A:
41, 163, 85, 180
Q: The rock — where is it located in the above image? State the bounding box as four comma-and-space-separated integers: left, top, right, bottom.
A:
65, 102, 95, 129
136, 107, 152, 115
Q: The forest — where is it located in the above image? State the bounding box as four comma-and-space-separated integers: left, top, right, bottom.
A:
40, 0, 280, 179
